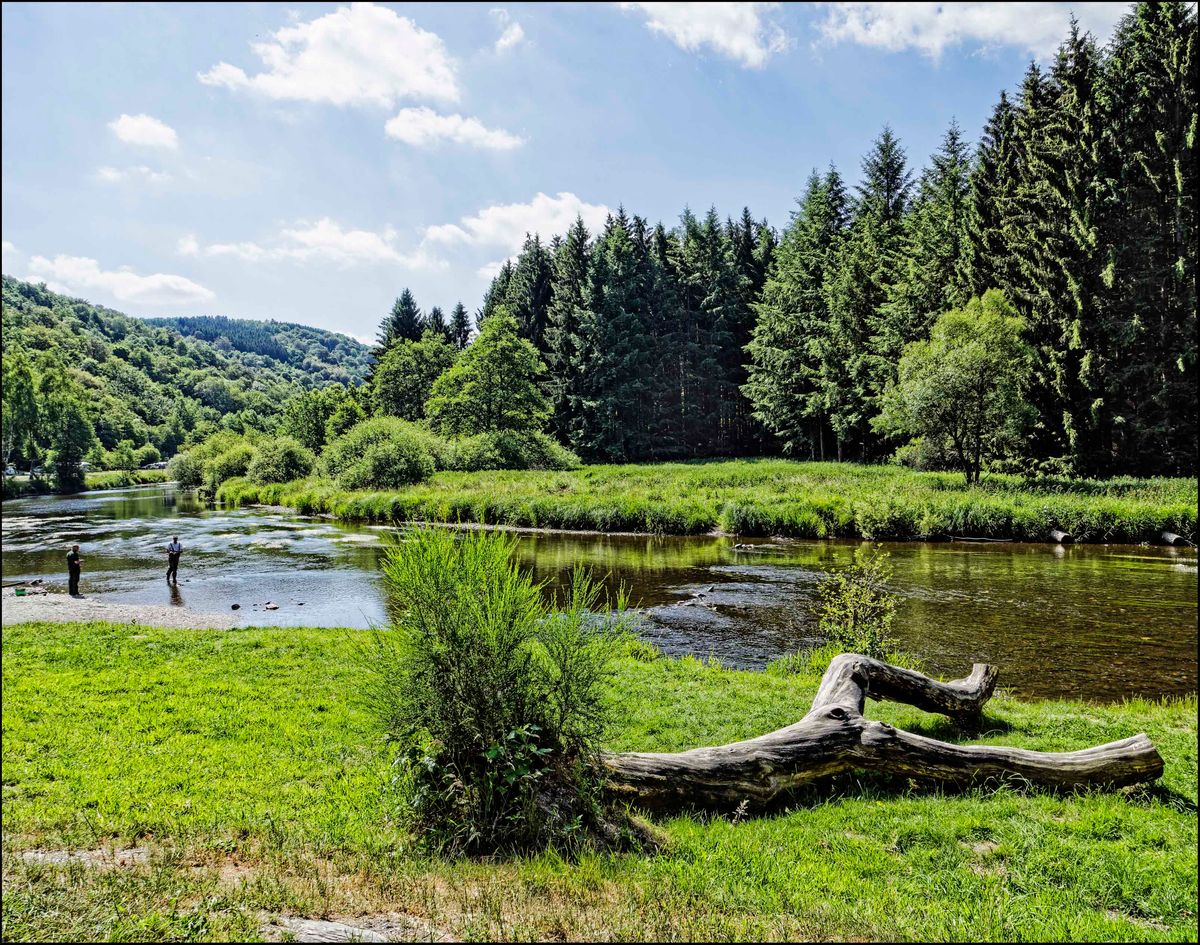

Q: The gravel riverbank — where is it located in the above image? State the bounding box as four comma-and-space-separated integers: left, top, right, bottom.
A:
2, 587, 238, 629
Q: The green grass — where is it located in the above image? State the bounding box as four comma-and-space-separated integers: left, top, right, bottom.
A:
3, 621, 1196, 942
216, 458, 1197, 544
2, 469, 169, 500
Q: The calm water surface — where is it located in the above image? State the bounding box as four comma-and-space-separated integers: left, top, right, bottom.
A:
2, 485, 1195, 702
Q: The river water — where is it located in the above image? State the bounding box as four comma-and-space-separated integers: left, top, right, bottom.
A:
2, 484, 1195, 702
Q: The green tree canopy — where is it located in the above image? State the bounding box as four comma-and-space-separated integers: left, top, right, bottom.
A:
373, 330, 457, 422
425, 308, 551, 437
875, 290, 1033, 483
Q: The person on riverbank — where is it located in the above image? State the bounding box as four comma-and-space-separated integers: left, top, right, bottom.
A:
66, 544, 83, 596
166, 535, 182, 583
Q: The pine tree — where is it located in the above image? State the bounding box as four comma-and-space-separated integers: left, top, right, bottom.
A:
745, 169, 846, 457
449, 302, 472, 350
425, 305, 451, 342
369, 289, 424, 382
824, 127, 912, 459
963, 90, 1020, 298
574, 210, 656, 461
505, 233, 554, 354
1098, 1, 1197, 473
479, 261, 514, 325
883, 120, 972, 352
544, 216, 592, 446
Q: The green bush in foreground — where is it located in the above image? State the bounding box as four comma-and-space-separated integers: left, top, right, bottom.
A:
366, 527, 630, 854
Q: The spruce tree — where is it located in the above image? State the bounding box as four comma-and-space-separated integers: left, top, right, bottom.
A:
544, 216, 591, 447
425, 305, 451, 342
449, 302, 472, 350
505, 233, 554, 354
369, 289, 424, 382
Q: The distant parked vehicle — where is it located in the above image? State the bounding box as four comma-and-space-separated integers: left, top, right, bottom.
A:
79, 462, 92, 472
3, 465, 15, 477
141, 461, 169, 470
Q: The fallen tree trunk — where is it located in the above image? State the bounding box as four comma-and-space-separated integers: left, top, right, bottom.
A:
603, 653, 1163, 810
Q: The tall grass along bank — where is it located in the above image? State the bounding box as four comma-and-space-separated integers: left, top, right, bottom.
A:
2, 621, 1195, 942
217, 459, 1197, 544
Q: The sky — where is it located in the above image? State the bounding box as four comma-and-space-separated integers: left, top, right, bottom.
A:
1, 2, 1133, 342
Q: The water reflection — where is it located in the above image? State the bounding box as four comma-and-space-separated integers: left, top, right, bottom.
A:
2, 484, 1195, 702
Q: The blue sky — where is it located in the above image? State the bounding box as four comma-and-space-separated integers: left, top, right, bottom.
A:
2, 2, 1131, 341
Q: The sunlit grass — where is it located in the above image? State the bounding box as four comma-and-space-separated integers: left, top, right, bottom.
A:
216, 458, 1197, 544
2, 621, 1196, 941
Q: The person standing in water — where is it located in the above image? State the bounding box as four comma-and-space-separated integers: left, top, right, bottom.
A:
66, 544, 83, 596
166, 535, 183, 583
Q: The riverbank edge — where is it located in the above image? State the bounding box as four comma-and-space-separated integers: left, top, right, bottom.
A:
2, 620, 1196, 942
215, 467, 1198, 545
0, 588, 238, 629
2, 470, 171, 500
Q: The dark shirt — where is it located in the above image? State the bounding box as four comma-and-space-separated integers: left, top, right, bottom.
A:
67, 551, 81, 570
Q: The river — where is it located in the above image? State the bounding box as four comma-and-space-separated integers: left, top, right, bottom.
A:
2, 484, 1195, 702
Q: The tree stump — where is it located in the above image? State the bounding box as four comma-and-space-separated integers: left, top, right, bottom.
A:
603, 654, 1164, 810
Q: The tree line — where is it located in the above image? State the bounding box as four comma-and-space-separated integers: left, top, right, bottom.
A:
375, 4, 1194, 478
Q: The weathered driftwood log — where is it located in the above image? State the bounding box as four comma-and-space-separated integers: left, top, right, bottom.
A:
603, 654, 1163, 810
1050, 528, 1073, 544
1161, 531, 1193, 547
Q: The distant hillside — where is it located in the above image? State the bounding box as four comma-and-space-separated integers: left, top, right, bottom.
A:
1, 275, 370, 457
144, 315, 370, 384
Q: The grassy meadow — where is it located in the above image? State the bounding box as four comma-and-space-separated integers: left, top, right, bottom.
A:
216, 458, 1197, 544
2, 620, 1196, 942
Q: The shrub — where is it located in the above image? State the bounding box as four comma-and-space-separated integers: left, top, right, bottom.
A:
246, 436, 316, 485
322, 417, 436, 489
336, 441, 435, 490
203, 443, 257, 494
167, 450, 204, 489
363, 527, 629, 854
449, 431, 581, 472
816, 546, 897, 659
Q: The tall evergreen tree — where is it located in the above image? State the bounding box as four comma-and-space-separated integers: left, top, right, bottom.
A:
544, 216, 592, 446
425, 305, 451, 341
369, 289, 424, 382
505, 233, 554, 355
479, 261, 514, 325
449, 302, 472, 350
745, 169, 847, 457
1098, 1, 1197, 473
824, 127, 912, 459
575, 211, 655, 461
963, 90, 1020, 298
883, 120, 972, 350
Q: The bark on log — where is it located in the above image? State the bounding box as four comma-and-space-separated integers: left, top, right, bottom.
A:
603, 653, 1163, 810
1050, 529, 1073, 544
1161, 531, 1193, 547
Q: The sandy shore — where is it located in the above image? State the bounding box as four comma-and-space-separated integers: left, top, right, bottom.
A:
2, 587, 239, 629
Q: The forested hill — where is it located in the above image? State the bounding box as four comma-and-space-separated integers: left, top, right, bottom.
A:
1, 275, 369, 459
144, 315, 370, 383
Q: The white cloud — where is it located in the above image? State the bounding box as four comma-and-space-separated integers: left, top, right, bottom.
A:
108, 113, 179, 149
491, 9, 526, 52
424, 192, 611, 254
180, 218, 446, 270
198, 2, 459, 106
26, 255, 214, 306
817, 3, 1128, 60
2, 240, 21, 272
619, 2, 790, 68
96, 165, 173, 185
384, 107, 523, 150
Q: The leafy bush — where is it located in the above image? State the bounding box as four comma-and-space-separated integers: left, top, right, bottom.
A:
204, 443, 257, 494
364, 527, 629, 854
167, 450, 204, 489
816, 546, 897, 659
449, 431, 581, 472
246, 436, 316, 485
322, 417, 437, 489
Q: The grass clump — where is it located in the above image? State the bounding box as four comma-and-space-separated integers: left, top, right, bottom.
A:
365, 528, 631, 855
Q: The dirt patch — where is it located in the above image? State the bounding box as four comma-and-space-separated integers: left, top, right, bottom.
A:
16, 847, 151, 868
262, 915, 456, 943
2, 588, 238, 629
